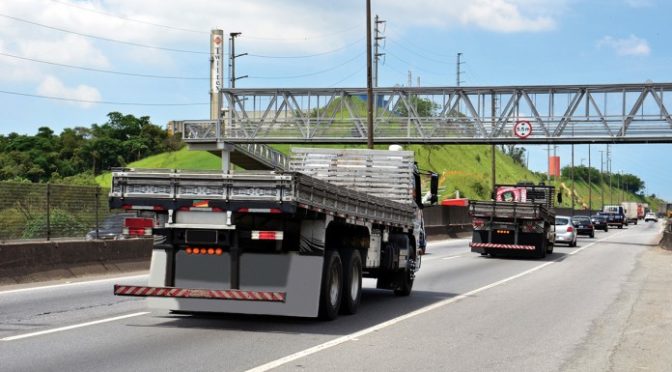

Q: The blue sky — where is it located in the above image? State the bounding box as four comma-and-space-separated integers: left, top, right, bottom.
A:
0, 0, 670, 201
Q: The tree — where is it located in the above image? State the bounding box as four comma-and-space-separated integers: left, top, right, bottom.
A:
499, 145, 526, 166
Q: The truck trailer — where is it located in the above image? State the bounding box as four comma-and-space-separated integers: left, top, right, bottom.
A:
112, 148, 436, 320
469, 183, 559, 259
621, 202, 639, 225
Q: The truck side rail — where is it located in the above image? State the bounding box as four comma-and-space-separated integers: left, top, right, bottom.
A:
469, 200, 554, 224
110, 168, 415, 227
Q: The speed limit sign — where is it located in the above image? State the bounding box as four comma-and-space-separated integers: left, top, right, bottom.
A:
513, 120, 532, 139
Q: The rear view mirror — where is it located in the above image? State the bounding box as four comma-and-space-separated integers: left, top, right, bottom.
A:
430, 173, 438, 204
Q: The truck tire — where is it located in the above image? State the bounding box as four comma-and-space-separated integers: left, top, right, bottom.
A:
319, 250, 343, 320
394, 268, 414, 296
340, 250, 362, 315
618, 224, 623, 229
536, 242, 547, 259
546, 243, 554, 254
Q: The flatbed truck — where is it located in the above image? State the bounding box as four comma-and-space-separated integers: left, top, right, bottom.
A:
469, 183, 559, 259
112, 148, 436, 319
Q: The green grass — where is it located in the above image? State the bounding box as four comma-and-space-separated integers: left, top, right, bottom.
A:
95, 147, 221, 188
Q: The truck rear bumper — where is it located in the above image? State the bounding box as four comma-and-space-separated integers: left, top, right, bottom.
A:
114, 285, 286, 302
470, 242, 536, 251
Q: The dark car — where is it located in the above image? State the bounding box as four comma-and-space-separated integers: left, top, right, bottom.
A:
85, 213, 136, 240
590, 214, 609, 232
601, 212, 625, 229
572, 215, 595, 238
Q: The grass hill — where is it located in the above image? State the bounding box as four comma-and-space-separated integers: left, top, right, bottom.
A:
95, 144, 661, 211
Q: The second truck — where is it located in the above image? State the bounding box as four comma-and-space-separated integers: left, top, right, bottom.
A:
469, 182, 560, 259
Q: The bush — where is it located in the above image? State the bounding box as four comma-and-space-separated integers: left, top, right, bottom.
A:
22, 208, 88, 239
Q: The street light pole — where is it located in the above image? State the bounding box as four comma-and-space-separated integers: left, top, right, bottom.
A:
599, 149, 604, 209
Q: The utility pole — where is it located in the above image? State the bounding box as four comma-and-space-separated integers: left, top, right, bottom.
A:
366, 0, 373, 149
229, 32, 247, 88
571, 143, 575, 215
373, 15, 385, 88
491, 91, 496, 193
588, 143, 592, 213
608, 144, 613, 204
599, 150, 605, 208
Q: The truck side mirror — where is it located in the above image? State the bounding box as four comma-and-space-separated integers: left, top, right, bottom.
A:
414, 172, 422, 208
557, 192, 563, 204
430, 173, 438, 204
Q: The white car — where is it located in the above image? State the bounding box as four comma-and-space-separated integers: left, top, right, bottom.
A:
555, 215, 577, 247
644, 213, 658, 222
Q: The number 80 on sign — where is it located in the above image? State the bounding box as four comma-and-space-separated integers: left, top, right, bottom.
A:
513, 120, 532, 139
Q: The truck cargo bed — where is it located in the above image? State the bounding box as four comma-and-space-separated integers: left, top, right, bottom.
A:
110, 168, 415, 227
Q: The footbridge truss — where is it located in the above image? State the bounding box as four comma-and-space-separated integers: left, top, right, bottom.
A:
181, 83, 672, 144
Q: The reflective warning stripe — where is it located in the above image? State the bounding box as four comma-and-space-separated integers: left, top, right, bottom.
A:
469, 242, 536, 250
114, 285, 286, 302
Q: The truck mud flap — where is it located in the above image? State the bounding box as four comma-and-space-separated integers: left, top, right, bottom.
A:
114, 285, 286, 302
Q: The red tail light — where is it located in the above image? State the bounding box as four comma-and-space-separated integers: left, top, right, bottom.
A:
473, 219, 485, 228
123, 218, 153, 237
567, 226, 574, 233
251, 231, 284, 240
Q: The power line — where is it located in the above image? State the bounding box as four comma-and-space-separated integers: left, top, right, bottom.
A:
385, 37, 449, 65
243, 25, 361, 42
0, 89, 208, 106
247, 38, 364, 59
0, 51, 208, 80
384, 50, 447, 77
48, 0, 207, 34
0, 13, 208, 54
329, 67, 365, 87
248, 52, 365, 80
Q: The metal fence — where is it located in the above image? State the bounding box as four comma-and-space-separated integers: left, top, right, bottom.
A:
0, 182, 115, 242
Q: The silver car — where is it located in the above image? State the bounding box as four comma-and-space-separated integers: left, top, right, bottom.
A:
555, 215, 577, 247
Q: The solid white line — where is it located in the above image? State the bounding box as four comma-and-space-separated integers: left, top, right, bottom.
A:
441, 255, 463, 260
568, 229, 629, 255
1, 312, 150, 342
246, 261, 556, 372
0, 274, 148, 296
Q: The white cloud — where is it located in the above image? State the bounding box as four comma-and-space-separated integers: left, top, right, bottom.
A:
598, 35, 651, 56
377, 0, 561, 32
37, 76, 101, 108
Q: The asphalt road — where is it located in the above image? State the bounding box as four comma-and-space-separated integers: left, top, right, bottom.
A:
0, 221, 665, 372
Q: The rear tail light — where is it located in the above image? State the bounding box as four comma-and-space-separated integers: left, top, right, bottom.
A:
567, 226, 574, 233
473, 219, 485, 228
251, 231, 284, 240
123, 218, 153, 237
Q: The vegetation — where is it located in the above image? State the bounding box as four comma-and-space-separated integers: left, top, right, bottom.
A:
0, 112, 179, 183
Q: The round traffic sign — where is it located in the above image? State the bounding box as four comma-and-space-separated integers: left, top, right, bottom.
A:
513, 120, 532, 139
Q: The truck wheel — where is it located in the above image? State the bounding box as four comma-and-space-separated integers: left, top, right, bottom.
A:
340, 250, 362, 315
319, 250, 343, 320
590, 232, 595, 238
394, 268, 414, 296
618, 225, 623, 229
546, 243, 554, 254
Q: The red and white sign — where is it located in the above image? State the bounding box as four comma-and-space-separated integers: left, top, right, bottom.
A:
513, 120, 533, 139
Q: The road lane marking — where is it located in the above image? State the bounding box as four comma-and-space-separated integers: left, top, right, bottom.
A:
1, 312, 150, 342
0, 274, 148, 296
246, 261, 557, 372
569, 229, 629, 255
441, 255, 464, 260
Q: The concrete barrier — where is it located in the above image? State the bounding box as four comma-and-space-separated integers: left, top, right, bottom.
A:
661, 232, 672, 251
0, 239, 152, 285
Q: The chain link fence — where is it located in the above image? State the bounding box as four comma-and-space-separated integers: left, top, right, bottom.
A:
0, 182, 117, 242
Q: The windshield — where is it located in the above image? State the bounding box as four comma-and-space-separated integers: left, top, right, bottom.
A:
555, 218, 569, 225
573, 217, 590, 223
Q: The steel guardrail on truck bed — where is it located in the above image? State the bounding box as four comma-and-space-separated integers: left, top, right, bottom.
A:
469, 200, 554, 224
110, 168, 415, 227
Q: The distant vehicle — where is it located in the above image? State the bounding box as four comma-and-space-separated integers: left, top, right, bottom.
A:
470, 182, 558, 258
621, 202, 639, 225
85, 213, 136, 240
555, 216, 577, 247
602, 206, 626, 228
644, 213, 658, 223
572, 215, 595, 238
590, 214, 609, 232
